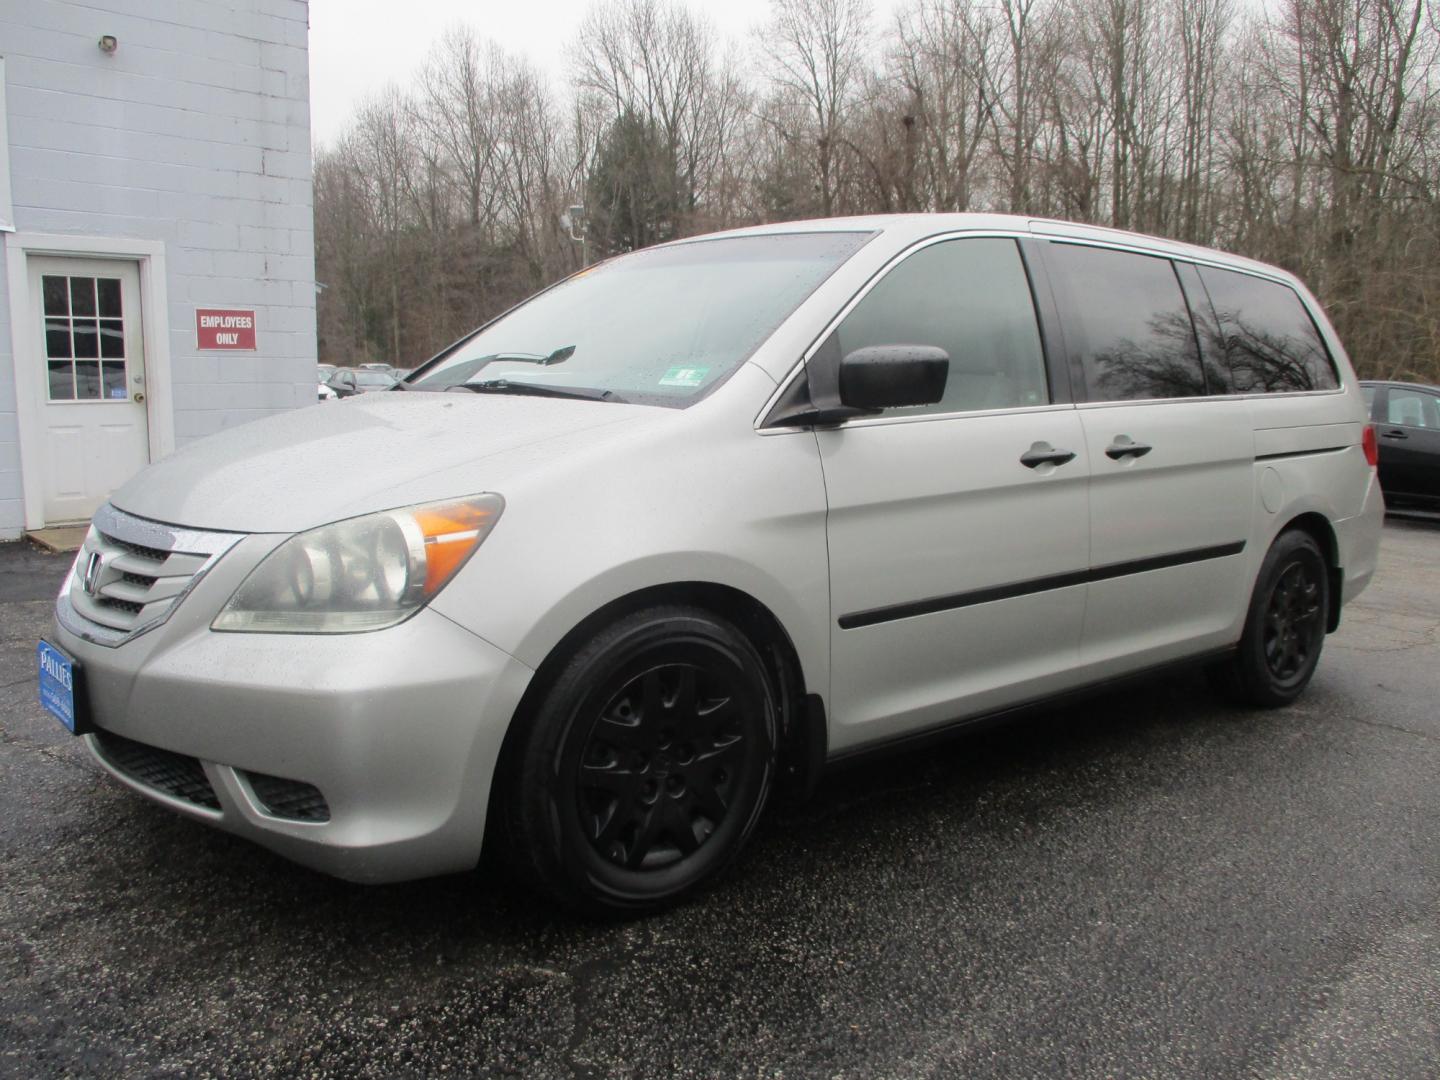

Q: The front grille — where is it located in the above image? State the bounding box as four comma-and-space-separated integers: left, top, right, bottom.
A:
244, 771, 331, 822
94, 731, 220, 810
58, 504, 242, 646
104, 534, 170, 563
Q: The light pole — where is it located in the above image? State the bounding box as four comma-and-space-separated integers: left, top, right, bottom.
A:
562, 204, 588, 268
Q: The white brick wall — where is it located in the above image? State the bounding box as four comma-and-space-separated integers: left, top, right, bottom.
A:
0, 0, 315, 536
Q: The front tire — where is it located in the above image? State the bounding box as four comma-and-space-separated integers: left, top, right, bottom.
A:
503, 605, 778, 915
1210, 529, 1329, 708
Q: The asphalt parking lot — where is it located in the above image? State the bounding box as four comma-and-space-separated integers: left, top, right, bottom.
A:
3, 519, 1438, 1079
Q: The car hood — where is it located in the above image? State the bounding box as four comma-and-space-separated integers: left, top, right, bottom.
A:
111, 392, 664, 534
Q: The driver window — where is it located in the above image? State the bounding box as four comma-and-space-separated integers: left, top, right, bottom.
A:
1386, 389, 1440, 429
832, 237, 1049, 416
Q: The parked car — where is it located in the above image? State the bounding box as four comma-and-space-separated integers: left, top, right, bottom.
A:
327, 368, 396, 398
42, 214, 1383, 914
317, 381, 337, 402
1360, 380, 1440, 510
317, 363, 337, 382
360, 363, 397, 376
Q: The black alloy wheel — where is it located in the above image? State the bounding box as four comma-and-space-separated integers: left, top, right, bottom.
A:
577, 661, 751, 871
1209, 529, 1330, 707
503, 605, 777, 914
1262, 559, 1324, 682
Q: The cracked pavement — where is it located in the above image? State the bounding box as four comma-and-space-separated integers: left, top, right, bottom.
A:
2, 519, 1439, 1078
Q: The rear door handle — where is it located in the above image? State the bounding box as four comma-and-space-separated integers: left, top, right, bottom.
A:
1020, 443, 1077, 469
1105, 436, 1153, 460
1381, 429, 1408, 440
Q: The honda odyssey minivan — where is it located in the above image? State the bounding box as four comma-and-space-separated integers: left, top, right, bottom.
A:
41, 214, 1384, 913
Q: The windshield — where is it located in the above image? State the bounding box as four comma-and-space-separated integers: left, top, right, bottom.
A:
354, 371, 394, 387
409, 232, 871, 406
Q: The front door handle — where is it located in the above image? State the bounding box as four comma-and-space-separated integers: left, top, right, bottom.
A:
1020, 443, 1077, 469
1381, 429, 1408, 440
1105, 436, 1152, 460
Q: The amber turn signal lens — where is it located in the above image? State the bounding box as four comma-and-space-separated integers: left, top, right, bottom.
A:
414, 500, 503, 595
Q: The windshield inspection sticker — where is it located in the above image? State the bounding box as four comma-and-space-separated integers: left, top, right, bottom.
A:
659, 366, 709, 388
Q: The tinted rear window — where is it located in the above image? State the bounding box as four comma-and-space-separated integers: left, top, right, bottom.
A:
1196, 266, 1339, 392
1045, 243, 1205, 401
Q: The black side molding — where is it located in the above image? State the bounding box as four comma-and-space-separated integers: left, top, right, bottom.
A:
839, 541, 1247, 630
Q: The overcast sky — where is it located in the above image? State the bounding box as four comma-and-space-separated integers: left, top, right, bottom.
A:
307, 0, 899, 147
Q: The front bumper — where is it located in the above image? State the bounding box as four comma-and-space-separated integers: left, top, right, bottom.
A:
52, 532, 535, 883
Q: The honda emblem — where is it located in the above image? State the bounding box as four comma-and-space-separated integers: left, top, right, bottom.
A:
82, 551, 103, 596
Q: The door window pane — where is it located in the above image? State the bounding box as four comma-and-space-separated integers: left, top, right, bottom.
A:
102, 362, 128, 400
70, 277, 96, 317
45, 319, 72, 358
74, 360, 101, 400
43, 276, 69, 316
1046, 243, 1205, 401
97, 277, 122, 318
48, 361, 75, 400
1196, 266, 1339, 392
832, 237, 1048, 415
99, 319, 125, 358
72, 319, 99, 358
41, 273, 129, 402
1386, 389, 1440, 428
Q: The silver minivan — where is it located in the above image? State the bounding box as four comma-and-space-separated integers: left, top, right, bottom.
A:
41, 215, 1384, 913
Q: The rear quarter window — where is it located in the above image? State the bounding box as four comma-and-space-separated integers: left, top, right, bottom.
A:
1195, 266, 1339, 393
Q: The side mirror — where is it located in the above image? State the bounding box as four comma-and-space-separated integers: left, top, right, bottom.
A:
838, 345, 949, 410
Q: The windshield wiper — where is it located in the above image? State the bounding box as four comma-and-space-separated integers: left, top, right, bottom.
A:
398, 346, 575, 392
462, 379, 626, 404
481, 345, 576, 367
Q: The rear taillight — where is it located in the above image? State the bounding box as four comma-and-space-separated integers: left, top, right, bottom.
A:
1362, 424, 1379, 467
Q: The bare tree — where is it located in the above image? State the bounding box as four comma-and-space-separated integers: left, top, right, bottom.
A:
892, 0, 995, 211
757, 0, 873, 216
310, 0, 1440, 386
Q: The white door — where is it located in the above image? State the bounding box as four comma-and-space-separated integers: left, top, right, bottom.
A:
29, 257, 150, 524
1077, 398, 1254, 669
814, 236, 1092, 753
1039, 240, 1255, 675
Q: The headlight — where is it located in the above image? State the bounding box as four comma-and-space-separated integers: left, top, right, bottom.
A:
212, 494, 504, 633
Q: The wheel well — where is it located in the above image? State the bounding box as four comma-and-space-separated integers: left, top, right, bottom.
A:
492, 583, 826, 828
1281, 512, 1344, 632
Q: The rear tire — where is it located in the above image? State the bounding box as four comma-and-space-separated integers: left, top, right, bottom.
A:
1209, 530, 1329, 708
502, 605, 777, 916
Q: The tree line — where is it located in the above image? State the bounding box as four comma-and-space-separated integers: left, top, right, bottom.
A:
313, 0, 1440, 384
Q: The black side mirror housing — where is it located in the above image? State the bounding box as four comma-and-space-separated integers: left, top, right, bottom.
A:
838, 345, 949, 410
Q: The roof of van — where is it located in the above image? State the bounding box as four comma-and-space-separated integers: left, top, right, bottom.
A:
687, 212, 1290, 282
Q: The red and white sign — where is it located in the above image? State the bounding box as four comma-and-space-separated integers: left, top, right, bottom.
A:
196, 308, 257, 350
